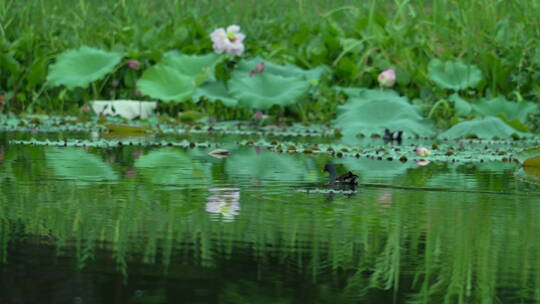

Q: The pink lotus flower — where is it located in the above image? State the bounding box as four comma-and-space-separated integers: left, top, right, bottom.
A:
377, 69, 396, 87
127, 59, 140, 70
415, 147, 431, 157
210, 25, 246, 56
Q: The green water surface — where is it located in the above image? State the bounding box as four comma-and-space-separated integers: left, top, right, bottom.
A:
0, 141, 539, 304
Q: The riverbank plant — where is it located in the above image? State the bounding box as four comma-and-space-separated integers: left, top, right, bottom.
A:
1, 0, 540, 136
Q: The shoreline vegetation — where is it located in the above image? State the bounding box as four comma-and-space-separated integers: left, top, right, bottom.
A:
1, 0, 540, 133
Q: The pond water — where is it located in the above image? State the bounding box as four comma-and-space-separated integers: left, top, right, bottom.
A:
1, 136, 540, 303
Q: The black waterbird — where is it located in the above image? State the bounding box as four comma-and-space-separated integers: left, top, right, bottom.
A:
383, 128, 403, 144
322, 163, 358, 186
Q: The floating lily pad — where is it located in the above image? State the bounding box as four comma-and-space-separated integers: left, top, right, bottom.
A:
45, 147, 118, 186
47, 46, 123, 90
193, 81, 238, 107
438, 117, 530, 139
515, 167, 540, 185
137, 65, 196, 103
428, 59, 483, 90
134, 148, 211, 188
104, 123, 152, 134
92, 100, 157, 120
228, 72, 310, 110
515, 146, 540, 166
334, 89, 435, 137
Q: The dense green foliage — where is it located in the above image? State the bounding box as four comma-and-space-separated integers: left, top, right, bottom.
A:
1, 1, 540, 126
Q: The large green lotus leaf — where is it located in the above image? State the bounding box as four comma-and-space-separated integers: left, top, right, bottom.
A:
334, 89, 435, 137
225, 149, 311, 182
134, 148, 211, 187
137, 65, 196, 103
428, 59, 483, 90
45, 147, 118, 186
228, 72, 310, 110
515, 146, 540, 166
472, 96, 539, 122
438, 116, 530, 139
235, 56, 327, 82
160, 51, 220, 83
192, 81, 238, 107
449, 93, 472, 116
47, 46, 123, 90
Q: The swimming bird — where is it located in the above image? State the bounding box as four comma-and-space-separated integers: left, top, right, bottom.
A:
383, 128, 403, 144
322, 163, 358, 186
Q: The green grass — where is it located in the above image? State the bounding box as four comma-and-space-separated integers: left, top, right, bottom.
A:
1, 0, 540, 123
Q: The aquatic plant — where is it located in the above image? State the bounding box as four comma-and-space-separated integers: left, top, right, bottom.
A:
46, 46, 123, 90
227, 57, 325, 110
377, 69, 396, 88
137, 51, 221, 103
334, 89, 435, 138
428, 59, 483, 91
210, 25, 246, 56
439, 117, 531, 139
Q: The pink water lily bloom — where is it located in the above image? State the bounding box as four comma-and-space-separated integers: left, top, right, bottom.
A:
210, 25, 246, 56
377, 69, 396, 87
415, 147, 432, 157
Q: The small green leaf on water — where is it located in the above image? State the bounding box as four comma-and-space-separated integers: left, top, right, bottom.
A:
104, 123, 152, 134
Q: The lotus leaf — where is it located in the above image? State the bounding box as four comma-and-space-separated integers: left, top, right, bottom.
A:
45, 147, 118, 186
46, 46, 123, 90
225, 148, 312, 182
137, 65, 196, 103
515, 146, 540, 167
428, 59, 483, 90
92, 100, 157, 119
228, 72, 310, 110
159, 51, 220, 83
334, 89, 435, 137
193, 81, 238, 107
235, 56, 327, 82
449, 94, 472, 116
472, 96, 538, 122
515, 167, 540, 185
438, 117, 530, 139
135, 148, 211, 188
